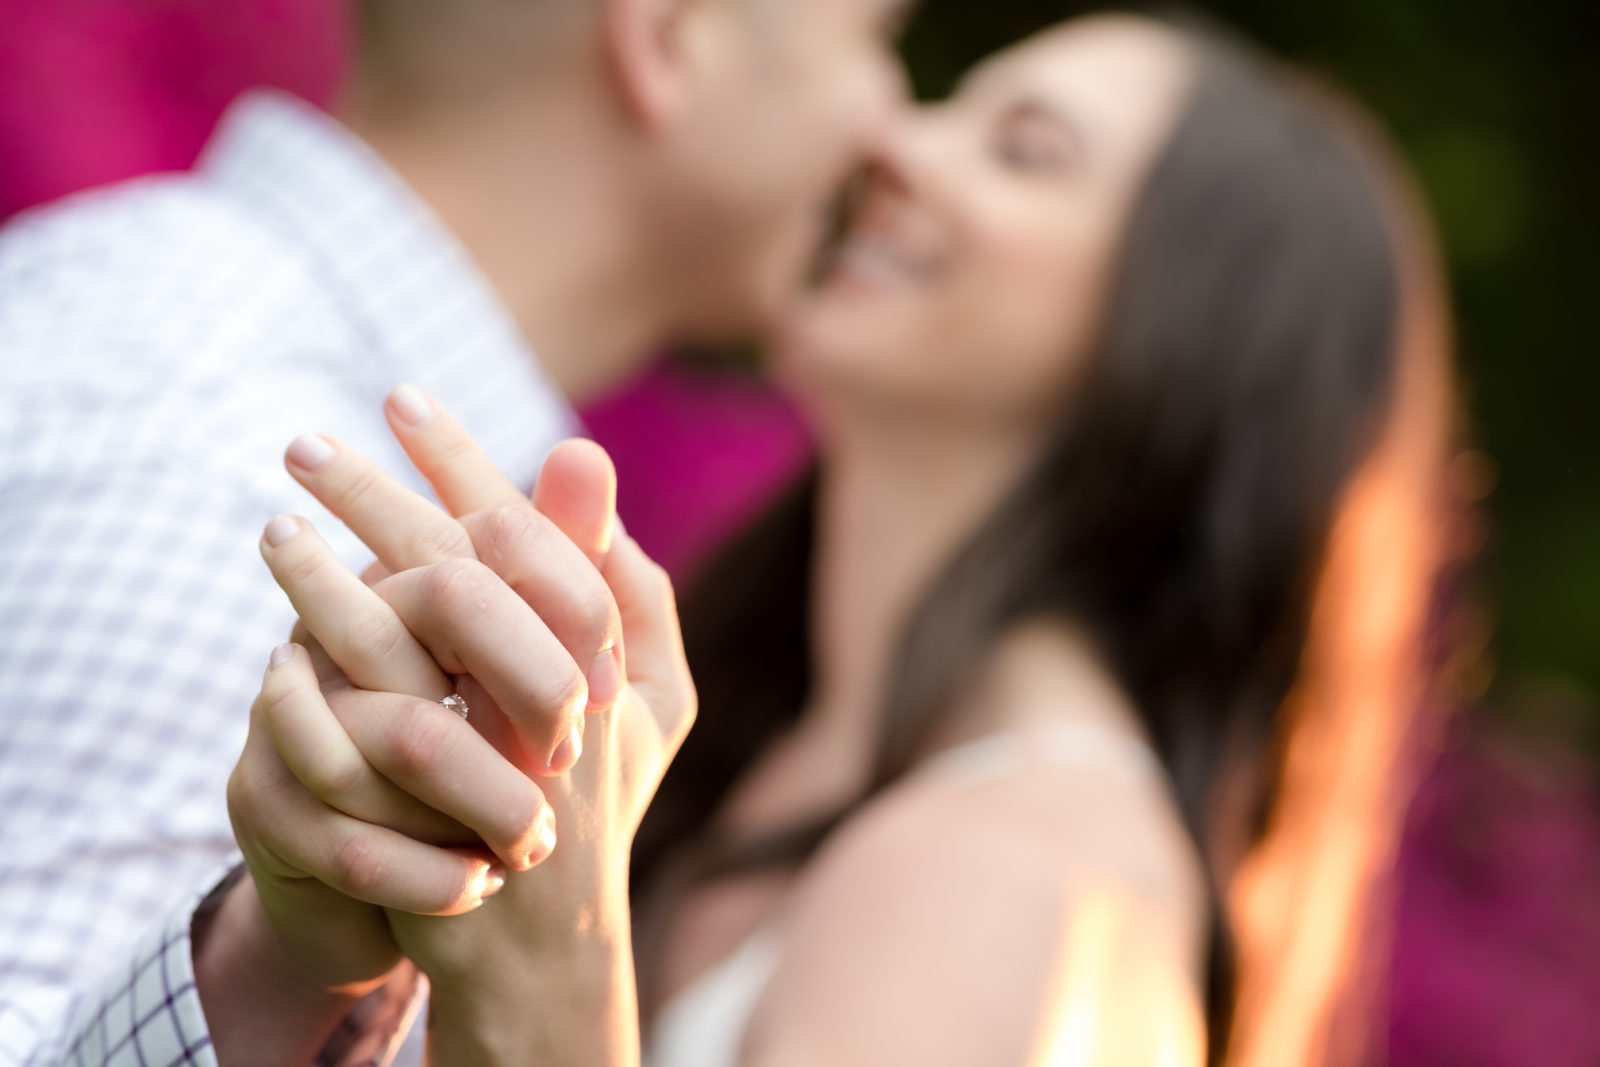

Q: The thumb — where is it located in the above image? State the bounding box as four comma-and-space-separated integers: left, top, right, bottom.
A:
532, 438, 617, 571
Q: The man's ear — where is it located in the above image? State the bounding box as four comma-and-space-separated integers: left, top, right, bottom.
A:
601, 0, 697, 129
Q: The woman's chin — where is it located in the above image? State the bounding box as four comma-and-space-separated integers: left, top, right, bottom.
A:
772, 300, 868, 386
769, 322, 913, 430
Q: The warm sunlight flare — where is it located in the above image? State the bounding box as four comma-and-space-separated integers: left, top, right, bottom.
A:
1041, 890, 1116, 1067
1226, 145, 1454, 1067
1034, 889, 1206, 1067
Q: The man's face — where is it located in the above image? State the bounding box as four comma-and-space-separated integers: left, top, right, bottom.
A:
658, 0, 913, 338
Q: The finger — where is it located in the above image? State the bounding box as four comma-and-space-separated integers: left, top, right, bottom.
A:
605, 528, 696, 751
459, 506, 624, 715
531, 439, 618, 569
287, 620, 347, 689
385, 383, 530, 514
258, 644, 476, 849
263, 787, 506, 917
360, 559, 393, 588
233, 691, 504, 918
375, 558, 589, 776
261, 515, 451, 700
528, 441, 625, 716
283, 432, 477, 571
336, 688, 557, 872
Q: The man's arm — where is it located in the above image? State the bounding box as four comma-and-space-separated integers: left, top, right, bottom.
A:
0, 466, 348, 1065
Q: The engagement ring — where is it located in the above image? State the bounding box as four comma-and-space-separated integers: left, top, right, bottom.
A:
441, 693, 469, 721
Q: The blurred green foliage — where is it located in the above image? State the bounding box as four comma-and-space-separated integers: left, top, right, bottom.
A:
901, 0, 1600, 741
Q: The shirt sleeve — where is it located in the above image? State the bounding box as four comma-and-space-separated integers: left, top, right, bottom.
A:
0, 464, 300, 1065
4, 864, 424, 1067
7, 869, 232, 1067
0, 464, 437, 1065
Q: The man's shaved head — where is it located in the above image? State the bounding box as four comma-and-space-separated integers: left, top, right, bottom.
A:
341, 0, 909, 347
354, 0, 588, 102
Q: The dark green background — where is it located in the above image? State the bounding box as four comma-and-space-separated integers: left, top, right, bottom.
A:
901, 0, 1599, 742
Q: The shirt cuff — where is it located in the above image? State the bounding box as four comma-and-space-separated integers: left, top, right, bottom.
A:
52, 864, 234, 1066
51, 863, 425, 1067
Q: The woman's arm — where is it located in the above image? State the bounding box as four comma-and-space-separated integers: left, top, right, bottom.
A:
422, 905, 640, 1065
386, 504, 696, 1066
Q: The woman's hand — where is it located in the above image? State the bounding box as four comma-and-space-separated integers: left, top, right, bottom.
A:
390, 516, 695, 1066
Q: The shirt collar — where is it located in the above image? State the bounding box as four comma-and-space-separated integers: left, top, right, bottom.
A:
198, 89, 578, 490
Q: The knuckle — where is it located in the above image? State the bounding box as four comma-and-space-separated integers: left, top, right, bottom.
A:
225, 763, 255, 824
387, 700, 458, 780
539, 666, 589, 721
413, 520, 474, 563
306, 750, 368, 804
330, 833, 388, 898
503, 786, 549, 858
420, 556, 495, 613
475, 506, 545, 569
574, 583, 620, 649
253, 673, 287, 715
431, 429, 478, 467
344, 610, 406, 667
653, 562, 678, 606
281, 543, 335, 591
432, 863, 477, 916
336, 463, 384, 511
631, 557, 675, 617
258, 675, 309, 729
665, 677, 699, 743
230, 755, 300, 841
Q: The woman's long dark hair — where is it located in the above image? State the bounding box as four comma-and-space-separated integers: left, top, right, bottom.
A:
635, 15, 1408, 1058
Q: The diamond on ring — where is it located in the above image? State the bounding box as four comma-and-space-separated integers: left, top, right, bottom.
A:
441, 693, 469, 721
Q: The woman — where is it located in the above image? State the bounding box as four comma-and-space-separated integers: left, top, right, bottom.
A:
225, 12, 1452, 1065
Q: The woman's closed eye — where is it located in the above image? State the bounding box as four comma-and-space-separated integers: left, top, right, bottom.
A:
992, 100, 1086, 174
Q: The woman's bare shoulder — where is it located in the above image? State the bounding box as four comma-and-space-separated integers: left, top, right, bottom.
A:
743, 674, 1210, 1066
925, 618, 1205, 905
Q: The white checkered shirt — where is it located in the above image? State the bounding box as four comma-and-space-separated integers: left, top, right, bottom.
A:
0, 90, 577, 1065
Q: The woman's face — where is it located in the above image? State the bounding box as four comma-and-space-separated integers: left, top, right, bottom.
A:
775, 17, 1194, 431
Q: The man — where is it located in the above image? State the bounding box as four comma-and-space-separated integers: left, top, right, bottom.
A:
0, 0, 908, 1060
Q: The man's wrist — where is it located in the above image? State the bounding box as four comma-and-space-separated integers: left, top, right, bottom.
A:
193, 871, 385, 1065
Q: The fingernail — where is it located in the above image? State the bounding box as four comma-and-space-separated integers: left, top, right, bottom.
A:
547, 721, 583, 776
514, 806, 558, 871
481, 862, 507, 898
533, 806, 557, 860
586, 647, 622, 711
286, 433, 337, 472
389, 383, 434, 427
267, 643, 295, 669
263, 514, 301, 547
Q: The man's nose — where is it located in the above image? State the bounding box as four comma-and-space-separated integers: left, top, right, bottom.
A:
854, 54, 913, 154
859, 105, 944, 197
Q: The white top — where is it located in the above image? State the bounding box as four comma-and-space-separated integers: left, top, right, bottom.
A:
645, 721, 1163, 1067
0, 89, 575, 1066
